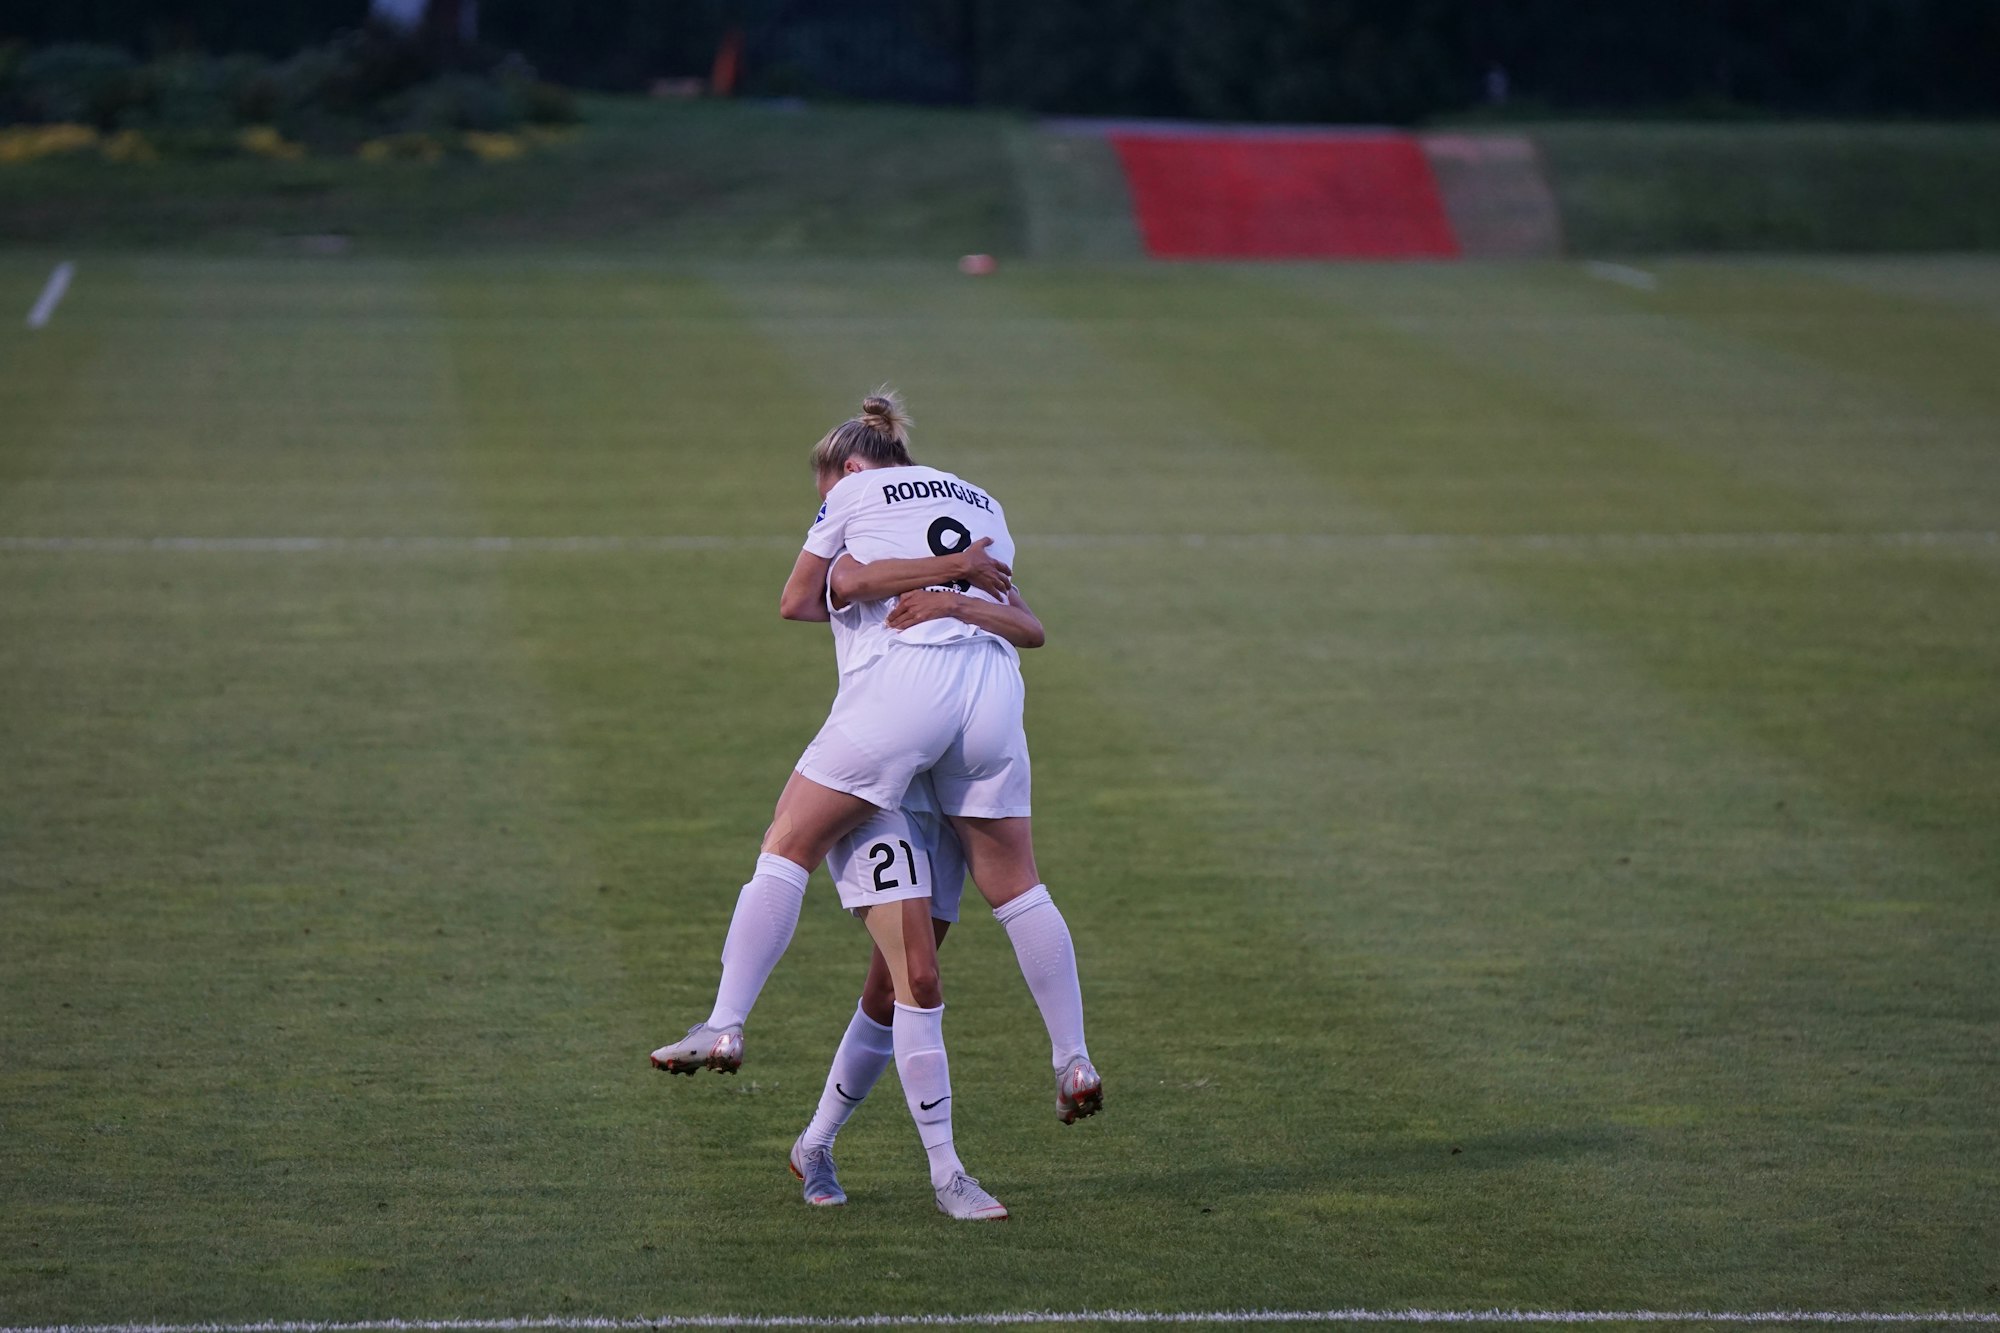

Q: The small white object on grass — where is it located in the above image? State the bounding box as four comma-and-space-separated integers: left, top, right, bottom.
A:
26, 261, 75, 330
1584, 260, 1658, 291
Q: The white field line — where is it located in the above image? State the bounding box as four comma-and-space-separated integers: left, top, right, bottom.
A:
0, 535, 796, 554
0, 532, 1996, 556
1583, 261, 1658, 292
25, 260, 76, 329
5, 1310, 1998, 1333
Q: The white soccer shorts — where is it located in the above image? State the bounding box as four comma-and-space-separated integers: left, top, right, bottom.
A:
825, 805, 967, 922
797, 637, 1032, 820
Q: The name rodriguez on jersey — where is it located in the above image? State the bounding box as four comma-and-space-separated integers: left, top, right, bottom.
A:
815, 476, 997, 524
878, 478, 995, 512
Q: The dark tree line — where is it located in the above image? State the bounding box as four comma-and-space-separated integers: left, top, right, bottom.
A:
6, 0, 1997, 121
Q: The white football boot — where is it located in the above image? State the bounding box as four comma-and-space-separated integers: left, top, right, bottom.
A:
788, 1136, 847, 1207
934, 1172, 1009, 1221
650, 1022, 745, 1075
1055, 1054, 1103, 1124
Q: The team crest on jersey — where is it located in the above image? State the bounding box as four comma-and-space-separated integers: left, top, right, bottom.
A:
814, 502, 827, 525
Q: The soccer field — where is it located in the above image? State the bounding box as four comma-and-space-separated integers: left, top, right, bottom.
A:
1, 254, 1996, 1327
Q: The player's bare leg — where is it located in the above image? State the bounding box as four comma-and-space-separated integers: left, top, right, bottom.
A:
651, 772, 878, 1075
951, 814, 1101, 1123
792, 920, 950, 1206
863, 897, 1006, 1221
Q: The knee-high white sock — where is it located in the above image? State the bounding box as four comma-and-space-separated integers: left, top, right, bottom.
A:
706, 854, 810, 1029
800, 1002, 895, 1151
994, 885, 1089, 1069
892, 1002, 965, 1188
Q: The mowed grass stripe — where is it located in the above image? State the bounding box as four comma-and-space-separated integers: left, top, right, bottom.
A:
0, 259, 482, 539
7, 1309, 2000, 1333
1780, 256, 2000, 326
1030, 261, 1999, 854
1267, 261, 2000, 533
1637, 261, 2000, 421
1040, 264, 1992, 1288
1225, 260, 2000, 865
0, 262, 661, 1319
1031, 264, 1998, 1293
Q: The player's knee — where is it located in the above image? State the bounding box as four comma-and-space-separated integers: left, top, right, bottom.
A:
905, 961, 943, 1009
860, 966, 898, 1021
761, 825, 828, 866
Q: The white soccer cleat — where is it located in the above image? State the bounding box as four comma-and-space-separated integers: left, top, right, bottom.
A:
1055, 1054, 1103, 1124
650, 1022, 745, 1075
934, 1172, 1009, 1221
788, 1136, 847, 1207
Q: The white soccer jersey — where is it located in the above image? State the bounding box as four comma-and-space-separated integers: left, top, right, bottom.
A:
825, 571, 898, 682
803, 464, 1017, 653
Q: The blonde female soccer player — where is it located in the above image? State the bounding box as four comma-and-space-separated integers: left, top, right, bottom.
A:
649, 392, 1100, 1221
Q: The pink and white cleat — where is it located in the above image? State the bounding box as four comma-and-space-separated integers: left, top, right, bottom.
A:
1055, 1054, 1103, 1124
650, 1022, 745, 1075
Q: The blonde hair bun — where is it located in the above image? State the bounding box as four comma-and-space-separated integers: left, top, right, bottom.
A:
858, 387, 912, 444
808, 385, 918, 475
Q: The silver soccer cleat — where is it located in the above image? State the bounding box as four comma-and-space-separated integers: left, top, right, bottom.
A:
788, 1135, 847, 1207
934, 1172, 1009, 1221
1055, 1054, 1103, 1124
650, 1022, 745, 1075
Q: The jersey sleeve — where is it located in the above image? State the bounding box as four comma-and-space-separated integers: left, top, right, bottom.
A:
802, 476, 861, 558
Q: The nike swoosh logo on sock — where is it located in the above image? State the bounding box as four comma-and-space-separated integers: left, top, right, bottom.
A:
835, 1083, 862, 1102
919, 1096, 950, 1111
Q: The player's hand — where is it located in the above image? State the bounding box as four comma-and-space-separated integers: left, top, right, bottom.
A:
955, 537, 1013, 596
887, 588, 965, 631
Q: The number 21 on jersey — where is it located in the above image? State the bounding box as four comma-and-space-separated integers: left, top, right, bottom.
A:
866, 838, 926, 892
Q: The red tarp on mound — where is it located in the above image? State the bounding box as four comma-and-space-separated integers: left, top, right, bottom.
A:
1111, 132, 1460, 260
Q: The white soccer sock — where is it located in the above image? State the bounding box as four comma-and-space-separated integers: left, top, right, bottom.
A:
706, 853, 810, 1029
994, 885, 1090, 1069
892, 1001, 965, 1188
800, 1002, 896, 1151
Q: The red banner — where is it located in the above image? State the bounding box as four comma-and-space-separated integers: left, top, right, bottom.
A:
1111, 132, 1460, 260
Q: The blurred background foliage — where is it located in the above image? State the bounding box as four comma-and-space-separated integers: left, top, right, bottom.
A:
0, 28, 574, 157
1, 0, 1996, 125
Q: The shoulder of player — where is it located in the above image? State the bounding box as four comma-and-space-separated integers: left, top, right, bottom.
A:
822, 470, 876, 507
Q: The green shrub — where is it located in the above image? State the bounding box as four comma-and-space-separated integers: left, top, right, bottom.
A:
14, 44, 141, 128
518, 79, 578, 125
398, 73, 519, 133
131, 54, 266, 134
0, 33, 581, 160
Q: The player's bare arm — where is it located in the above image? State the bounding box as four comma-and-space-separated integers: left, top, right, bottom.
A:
887, 587, 1044, 649
828, 538, 1012, 608
779, 550, 835, 622
786, 542, 1013, 623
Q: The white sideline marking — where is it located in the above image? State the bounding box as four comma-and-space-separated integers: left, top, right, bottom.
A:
0, 535, 796, 554
1584, 261, 1658, 292
5, 1310, 1997, 1333
0, 532, 1996, 556
25, 261, 75, 329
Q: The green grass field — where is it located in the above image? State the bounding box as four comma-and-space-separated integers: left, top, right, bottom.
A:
2, 253, 1997, 1328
